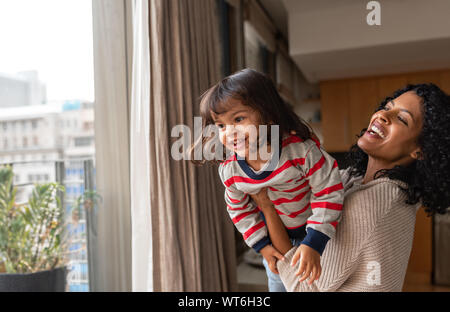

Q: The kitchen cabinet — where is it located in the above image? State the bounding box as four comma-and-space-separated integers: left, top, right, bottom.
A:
320, 80, 351, 152
348, 78, 379, 146
440, 71, 450, 94
434, 212, 450, 286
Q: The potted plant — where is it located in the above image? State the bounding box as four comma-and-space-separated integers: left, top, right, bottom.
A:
0, 165, 69, 292
72, 189, 101, 290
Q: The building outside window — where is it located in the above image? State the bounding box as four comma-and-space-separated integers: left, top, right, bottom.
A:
0, 0, 95, 292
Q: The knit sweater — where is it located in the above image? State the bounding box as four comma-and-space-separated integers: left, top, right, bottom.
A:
277, 167, 421, 292
218, 135, 344, 254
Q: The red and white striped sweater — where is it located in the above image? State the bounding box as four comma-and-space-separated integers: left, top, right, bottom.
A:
218, 135, 344, 254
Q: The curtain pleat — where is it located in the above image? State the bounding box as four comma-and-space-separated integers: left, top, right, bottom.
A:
93, 0, 132, 292
142, 0, 237, 291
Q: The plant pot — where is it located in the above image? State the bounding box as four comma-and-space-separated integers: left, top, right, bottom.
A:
0, 267, 67, 292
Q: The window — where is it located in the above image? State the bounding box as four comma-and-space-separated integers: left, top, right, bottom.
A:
244, 21, 276, 80
83, 121, 94, 131
0, 0, 95, 292
74, 137, 93, 147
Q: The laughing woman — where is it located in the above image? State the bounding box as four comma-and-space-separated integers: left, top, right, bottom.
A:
250, 83, 450, 291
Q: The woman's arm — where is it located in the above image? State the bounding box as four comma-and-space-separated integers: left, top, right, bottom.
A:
276, 181, 411, 292
250, 188, 292, 254
219, 164, 271, 252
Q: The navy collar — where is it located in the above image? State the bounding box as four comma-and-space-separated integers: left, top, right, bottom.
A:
236, 140, 282, 180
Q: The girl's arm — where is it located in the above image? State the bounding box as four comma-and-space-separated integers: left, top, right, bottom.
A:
219, 164, 271, 252
301, 143, 344, 256
250, 188, 292, 254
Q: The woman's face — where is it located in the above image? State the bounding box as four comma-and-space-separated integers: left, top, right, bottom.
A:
357, 91, 424, 166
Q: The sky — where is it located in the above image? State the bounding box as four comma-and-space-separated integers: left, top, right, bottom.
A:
0, 0, 94, 102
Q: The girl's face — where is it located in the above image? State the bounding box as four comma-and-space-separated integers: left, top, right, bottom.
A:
357, 91, 424, 166
211, 98, 263, 159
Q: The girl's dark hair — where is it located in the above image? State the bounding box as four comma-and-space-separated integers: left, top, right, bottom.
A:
347, 83, 450, 215
191, 68, 311, 164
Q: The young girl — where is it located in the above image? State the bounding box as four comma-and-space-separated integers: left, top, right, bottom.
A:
193, 68, 344, 291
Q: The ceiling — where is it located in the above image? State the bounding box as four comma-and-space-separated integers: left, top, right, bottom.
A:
260, 0, 450, 83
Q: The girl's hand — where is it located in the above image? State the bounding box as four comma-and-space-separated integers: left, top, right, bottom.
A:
291, 244, 322, 285
250, 187, 273, 211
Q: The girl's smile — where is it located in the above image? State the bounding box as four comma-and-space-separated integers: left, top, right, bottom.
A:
227, 137, 246, 151
211, 99, 263, 159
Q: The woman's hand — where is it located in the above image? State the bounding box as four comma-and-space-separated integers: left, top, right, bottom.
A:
260, 245, 285, 274
250, 188, 293, 255
250, 187, 273, 211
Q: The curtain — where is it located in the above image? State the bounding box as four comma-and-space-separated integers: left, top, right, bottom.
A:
130, 0, 238, 291
92, 0, 132, 292
130, 0, 152, 292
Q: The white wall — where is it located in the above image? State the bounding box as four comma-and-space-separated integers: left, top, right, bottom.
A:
282, 0, 450, 82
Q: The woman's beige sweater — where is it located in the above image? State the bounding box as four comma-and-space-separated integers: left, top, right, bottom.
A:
277, 168, 421, 292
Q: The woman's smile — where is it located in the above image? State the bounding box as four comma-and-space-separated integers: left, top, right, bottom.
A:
357, 91, 423, 167
365, 120, 387, 139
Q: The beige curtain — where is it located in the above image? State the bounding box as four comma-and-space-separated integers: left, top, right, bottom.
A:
92, 0, 133, 292
141, 0, 237, 291
131, 0, 153, 292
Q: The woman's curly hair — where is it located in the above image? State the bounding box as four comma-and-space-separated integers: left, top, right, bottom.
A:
346, 83, 450, 216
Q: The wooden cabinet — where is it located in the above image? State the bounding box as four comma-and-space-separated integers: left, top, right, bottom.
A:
407, 72, 441, 86
320, 80, 351, 152
440, 71, 450, 94
348, 79, 379, 146
404, 207, 433, 286
377, 75, 407, 103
